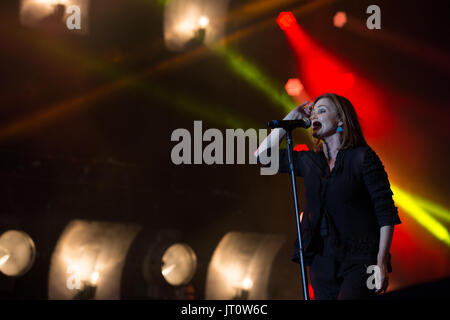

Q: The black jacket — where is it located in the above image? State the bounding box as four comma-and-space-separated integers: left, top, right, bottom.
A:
276, 145, 401, 266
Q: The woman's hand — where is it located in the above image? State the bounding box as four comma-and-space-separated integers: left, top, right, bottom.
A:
376, 225, 394, 294
375, 258, 389, 294
255, 101, 313, 158
284, 101, 314, 120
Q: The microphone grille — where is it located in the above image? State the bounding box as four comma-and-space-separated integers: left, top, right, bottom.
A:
303, 117, 311, 128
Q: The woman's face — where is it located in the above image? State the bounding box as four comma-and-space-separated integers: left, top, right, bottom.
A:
310, 98, 342, 139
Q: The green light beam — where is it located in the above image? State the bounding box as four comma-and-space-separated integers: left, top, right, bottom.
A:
214, 45, 295, 114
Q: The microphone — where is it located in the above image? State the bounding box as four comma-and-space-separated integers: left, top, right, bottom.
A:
267, 118, 311, 130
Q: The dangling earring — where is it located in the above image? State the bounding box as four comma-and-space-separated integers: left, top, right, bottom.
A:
336, 125, 344, 133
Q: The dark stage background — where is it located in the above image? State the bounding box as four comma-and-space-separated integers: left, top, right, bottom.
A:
0, 0, 449, 299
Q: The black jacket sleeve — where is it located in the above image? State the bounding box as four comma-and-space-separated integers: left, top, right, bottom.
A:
257, 148, 304, 176
278, 149, 304, 177
362, 147, 401, 227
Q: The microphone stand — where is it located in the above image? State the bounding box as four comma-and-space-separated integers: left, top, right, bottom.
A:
285, 128, 310, 300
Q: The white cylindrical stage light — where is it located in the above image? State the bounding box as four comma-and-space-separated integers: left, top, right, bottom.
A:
163, 0, 230, 51
161, 243, 197, 286
48, 220, 141, 300
0, 230, 36, 277
205, 232, 286, 300
49, 222, 198, 299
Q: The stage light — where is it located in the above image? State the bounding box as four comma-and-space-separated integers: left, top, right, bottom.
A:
0, 230, 36, 277
0, 251, 9, 267
48, 220, 141, 300
117, 229, 199, 299
333, 11, 347, 28
285, 78, 304, 96
160, 243, 197, 286
294, 144, 309, 152
242, 277, 253, 290
163, 0, 230, 51
19, 0, 90, 34
90, 271, 99, 285
50, 222, 198, 299
198, 16, 210, 28
277, 12, 296, 30
141, 232, 198, 288
205, 232, 286, 299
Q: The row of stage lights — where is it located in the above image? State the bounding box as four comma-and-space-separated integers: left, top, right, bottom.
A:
19, 0, 228, 49
18, 1, 348, 99
0, 220, 294, 300
19, 1, 349, 50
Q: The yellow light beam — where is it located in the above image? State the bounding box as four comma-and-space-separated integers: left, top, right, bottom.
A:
413, 197, 450, 223
391, 185, 450, 246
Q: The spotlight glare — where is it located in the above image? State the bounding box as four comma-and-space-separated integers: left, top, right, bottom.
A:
0, 230, 36, 277
177, 20, 195, 33
90, 271, 99, 285
0, 253, 10, 267
164, 0, 230, 51
333, 11, 347, 28
161, 243, 197, 286
285, 78, 304, 96
161, 264, 176, 276
294, 144, 309, 152
277, 12, 296, 30
242, 277, 253, 290
198, 16, 209, 28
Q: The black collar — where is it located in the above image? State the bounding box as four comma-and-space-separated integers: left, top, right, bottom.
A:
306, 149, 345, 177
